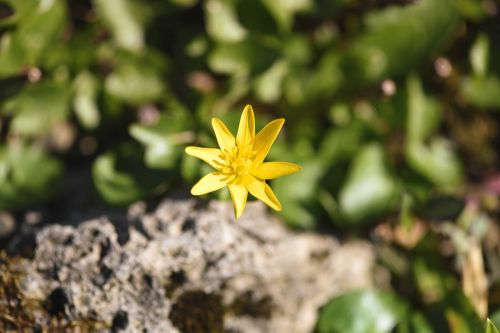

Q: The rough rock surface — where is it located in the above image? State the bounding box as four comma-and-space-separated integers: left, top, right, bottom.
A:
17, 199, 374, 333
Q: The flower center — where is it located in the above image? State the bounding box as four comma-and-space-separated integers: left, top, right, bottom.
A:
219, 146, 255, 182
230, 156, 251, 175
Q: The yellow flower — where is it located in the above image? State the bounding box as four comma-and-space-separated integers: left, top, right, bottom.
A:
185, 105, 302, 219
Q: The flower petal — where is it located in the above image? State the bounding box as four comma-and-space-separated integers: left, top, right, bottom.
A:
185, 146, 224, 169
228, 184, 248, 219
191, 172, 228, 195
212, 117, 235, 151
236, 104, 255, 150
252, 161, 302, 179
246, 177, 282, 211
253, 118, 284, 164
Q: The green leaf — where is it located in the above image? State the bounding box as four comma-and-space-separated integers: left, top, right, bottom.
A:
316, 289, 408, 333
208, 39, 279, 75
395, 311, 434, 333
459, 33, 497, 109
470, 34, 489, 77
284, 50, 342, 105
130, 104, 193, 169
487, 319, 500, 333
411, 249, 483, 333
181, 152, 203, 183
261, 0, 313, 32
0, 1, 37, 27
0, 34, 26, 78
405, 75, 463, 186
0, 143, 63, 210
270, 141, 322, 229
236, 0, 278, 35
0, 76, 27, 101
253, 60, 288, 103
283, 35, 312, 66
406, 139, 463, 187
204, 0, 247, 43
169, 0, 198, 7
412, 255, 454, 303
92, 142, 171, 205
406, 75, 441, 142
2, 81, 71, 135
342, 0, 460, 84
274, 159, 323, 202
105, 63, 165, 105
278, 197, 317, 229
408, 311, 434, 333
0, 0, 66, 76
73, 71, 100, 129
94, 0, 144, 52
461, 75, 500, 109
454, 0, 487, 20
338, 143, 398, 224
440, 290, 484, 333
15, 0, 66, 63
417, 196, 465, 221
318, 121, 365, 164
490, 311, 500, 332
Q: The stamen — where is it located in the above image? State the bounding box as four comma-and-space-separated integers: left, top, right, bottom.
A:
218, 144, 255, 182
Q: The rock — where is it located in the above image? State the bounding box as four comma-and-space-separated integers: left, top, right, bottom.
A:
16, 199, 374, 333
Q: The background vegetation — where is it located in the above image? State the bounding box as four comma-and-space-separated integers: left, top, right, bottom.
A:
0, 0, 499, 332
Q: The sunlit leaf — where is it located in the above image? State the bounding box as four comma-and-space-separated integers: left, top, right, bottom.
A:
470, 34, 489, 77
489, 313, 500, 333
487, 319, 500, 333
339, 143, 398, 224
73, 71, 100, 129
261, 0, 313, 32
316, 289, 408, 333
253, 60, 287, 103
94, 0, 144, 52
461, 75, 500, 110
405, 75, 463, 186
204, 0, 247, 43
2, 81, 71, 135
406, 140, 463, 187
0, 0, 66, 76
406, 74, 441, 142
105, 63, 165, 105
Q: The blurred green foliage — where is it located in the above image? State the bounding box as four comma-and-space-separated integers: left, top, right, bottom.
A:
0, 0, 499, 331
0, 0, 496, 219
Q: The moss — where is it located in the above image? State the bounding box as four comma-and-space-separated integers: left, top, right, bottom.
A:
227, 291, 274, 319
164, 270, 187, 298
169, 290, 224, 333
0, 251, 106, 332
